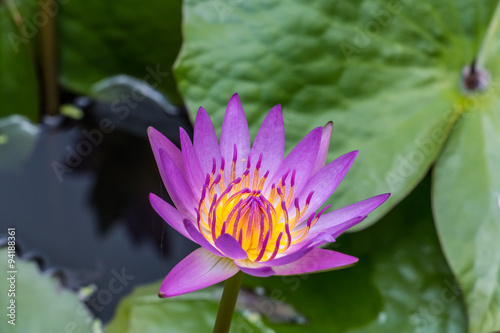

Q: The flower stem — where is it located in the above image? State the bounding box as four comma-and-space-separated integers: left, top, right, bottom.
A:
213, 271, 243, 333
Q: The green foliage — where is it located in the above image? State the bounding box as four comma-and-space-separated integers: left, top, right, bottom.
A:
433, 107, 500, 332
175, 1, 500, 331
58, 0, 184, 105
0, 248, 95, 333
105, 283, 274, 333
0, 115, 38, 171
0, 2, 39, 122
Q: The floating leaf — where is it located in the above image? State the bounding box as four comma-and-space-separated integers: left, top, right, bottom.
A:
0, 115, 38, 171
0, 247, 95, 333
175, 0, 497, 230
433, 105, 500, 332
105, 283, 274, 333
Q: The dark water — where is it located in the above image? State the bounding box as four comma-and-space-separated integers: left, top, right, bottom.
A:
0, 93, 197, 322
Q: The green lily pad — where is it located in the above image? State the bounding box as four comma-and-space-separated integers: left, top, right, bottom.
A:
242, 176, 466, 332
175, 0, 497, 229
0, 2, 39, 122
58, 0, 184, 105
432, 4, 500, 332
0, 247, 95, 333
433, 104, 500, 332
0, 115, 38, 172
105, 283, 274, 333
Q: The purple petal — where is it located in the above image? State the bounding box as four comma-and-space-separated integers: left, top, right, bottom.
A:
260, 233, 335, 267
184, 220, 224, 257
193, 107, 221, 175
295, 150, 358, 218
234, 260, 275, 277
265, 127, 322, 196
159, 247, 239, 297
309, 193, 390, 233
149, 193, 194, 242
273, 248, 358, 276
159, 150, 198, 218
322, 216, 366, 238
215, 234, 248, 260
180, 128, 204, 197
311, 121, 333, 175
250, 104, 284, 180
220, 93, 250, 179
148, 127, 185, 178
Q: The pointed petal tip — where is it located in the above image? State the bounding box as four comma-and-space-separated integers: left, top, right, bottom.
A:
379, 192, 391, 202
228, 93, 242, 107
147, 126, 160, 140
158, 291, 167, 298
270, 103, 282, 112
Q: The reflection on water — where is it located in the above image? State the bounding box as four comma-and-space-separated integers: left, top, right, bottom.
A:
0, 92, 196, 322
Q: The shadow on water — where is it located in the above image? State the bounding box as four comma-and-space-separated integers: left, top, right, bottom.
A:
0, 86, 197, 322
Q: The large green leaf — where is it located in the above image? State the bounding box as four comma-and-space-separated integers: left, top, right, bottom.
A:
432, 4, 500, 332
0, 248, 95, 333
0, 2, 39, 122
105, 283, 274, 333
433, 103, 500, 332
58, 0, 184, 105
242, 176, 466, 332
175, 0, 497, 229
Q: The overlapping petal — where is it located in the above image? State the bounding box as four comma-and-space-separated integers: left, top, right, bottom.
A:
312, 121, 333, 175
295, 150, 358, 218
272, 248, 358, 276
158, 149, 197, 219
250, 104, 284, 180
265, 126, 322, 196
193, 107, 221, 175
220, 93, 250, 179
149, 193, 194, 242
179, 128, 204, 196
159, 247, 239, 298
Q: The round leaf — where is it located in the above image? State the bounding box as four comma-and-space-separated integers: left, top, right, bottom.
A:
0, 248, 95, 333
175, 0, 497, 230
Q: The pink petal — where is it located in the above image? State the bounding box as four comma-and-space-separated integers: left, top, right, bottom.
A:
215, 234, 248, 260
260, 233, 335, 267
322, 216, 366, 237
308, 193, 390, 233
311, 121, 333, 175
220, 93, 250, 179
273, 248, 358, 276
159, 150, 197, 218
265, 127, 322, 196
148, 127, 185, 179
294, 150, 358, 218
180, 128, 204, 197
250, 104, 284, 180
149, 193, 194, 242
234, 260, 275, 277
184, 220, 224, 257
193, 107, 221, 175
159, 247, 239, 297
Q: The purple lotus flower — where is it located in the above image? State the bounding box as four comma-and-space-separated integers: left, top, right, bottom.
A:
149, 93, 389, 298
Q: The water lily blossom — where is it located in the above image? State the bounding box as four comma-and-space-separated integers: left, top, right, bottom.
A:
149, 93, 389, 298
